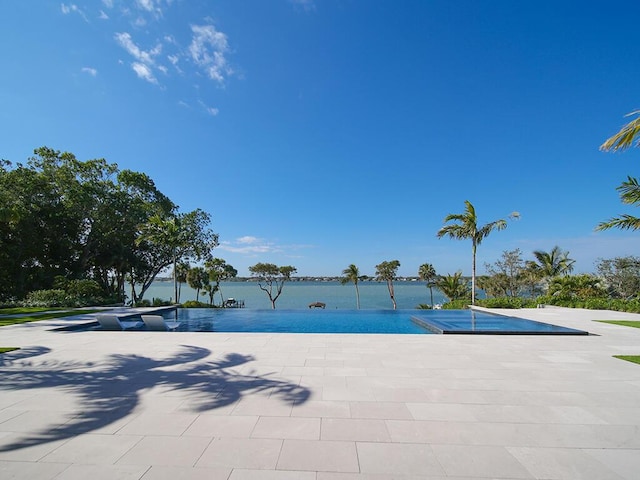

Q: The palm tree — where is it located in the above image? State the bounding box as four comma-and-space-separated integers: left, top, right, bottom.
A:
173, 261, 190, 303
418, 263, 437, 307
375, 260, 400, 309
186, 266, 208, 301
531, 246, 575, 278
436, 272, 470, 302
437, 200, 517, 305
596, 176, 640, 231
598, 111, 640, 231
340, 264, 364, 309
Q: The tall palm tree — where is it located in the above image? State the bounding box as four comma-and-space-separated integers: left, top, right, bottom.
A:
375, 260, 400, 310
437, 200, 517, 305
418, 263, 437, 307
340, 264, 363, 309
531, 246, 575, 284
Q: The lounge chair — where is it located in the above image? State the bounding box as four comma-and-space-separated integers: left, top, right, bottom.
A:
95, 314, 143, 331
141, 314, 181, 331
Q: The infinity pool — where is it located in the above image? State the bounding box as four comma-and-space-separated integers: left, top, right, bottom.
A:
139, 308, 588, 335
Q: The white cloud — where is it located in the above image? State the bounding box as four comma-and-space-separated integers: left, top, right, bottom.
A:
61, 3, 89, 22
81, 67, 97, 76
290, 0, 316, 12
188, 24, 232, 84
102, 0, 114, 8
238, 236, 260, 244
98, 10, 109, 20
132, 62, 158, 84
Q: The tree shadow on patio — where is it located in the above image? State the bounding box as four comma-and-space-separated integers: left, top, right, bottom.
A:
0, 344, 310, 452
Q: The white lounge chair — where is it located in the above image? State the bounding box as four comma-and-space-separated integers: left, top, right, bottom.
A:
95, 314, 143, 331
141, 314, 181, 331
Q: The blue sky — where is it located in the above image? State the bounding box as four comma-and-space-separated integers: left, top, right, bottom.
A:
2, 1, 639, 277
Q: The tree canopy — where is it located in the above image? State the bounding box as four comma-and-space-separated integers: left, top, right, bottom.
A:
0, 147, 217, 304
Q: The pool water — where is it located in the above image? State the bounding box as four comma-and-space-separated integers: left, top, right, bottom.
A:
150, 309, 588, 335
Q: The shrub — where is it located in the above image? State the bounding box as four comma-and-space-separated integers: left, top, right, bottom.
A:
152, 297, 172, 307
181, 300, 213, 308
441, 299, 470, 310
416, 304, 432, 309
23, 289, 67, 307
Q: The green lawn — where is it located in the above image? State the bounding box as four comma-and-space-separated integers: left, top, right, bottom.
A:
596, 320, 640, 329
0, 307, 66, 315
0, 347, 19, 354
614, 355, 640, 365
0, 309, 106, 327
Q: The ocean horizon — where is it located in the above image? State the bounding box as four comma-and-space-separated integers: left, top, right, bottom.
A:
140, 280, 449, 310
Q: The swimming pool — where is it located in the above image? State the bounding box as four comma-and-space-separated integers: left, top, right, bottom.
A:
140, 308, 588, 335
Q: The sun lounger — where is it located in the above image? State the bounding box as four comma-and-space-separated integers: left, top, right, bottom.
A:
95, 314, 143, 331
141, 314, 181, 331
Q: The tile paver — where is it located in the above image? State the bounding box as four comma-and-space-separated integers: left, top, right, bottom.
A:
0, 306, 639, 478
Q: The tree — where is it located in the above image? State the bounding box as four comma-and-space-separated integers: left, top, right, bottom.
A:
436, 272, 471, 302
437, 200, 518, 305
482, 249, 524, 298
547, 274, 606, 300
596, 176, 640, 231
340, 264, 364, 309
186, 267, 208, 301
530, 246, 575, 285
375, 260, 400, 309
173, 261, 190, 303
138, 209, 218, 303
596, 256, 640, 299
418, 263, 438, 307
205, 258, 238, 306
598, 111, 640, 232
248, 263, 297, 309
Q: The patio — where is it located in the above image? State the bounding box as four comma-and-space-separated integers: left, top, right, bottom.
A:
1, 306, 639, 479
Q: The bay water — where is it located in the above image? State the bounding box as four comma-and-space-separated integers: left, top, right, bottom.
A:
142, 280, 447, 310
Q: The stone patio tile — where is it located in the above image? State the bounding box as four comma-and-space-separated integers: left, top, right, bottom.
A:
291, 400, 351, 418
183, 415, 258, 437
140, 465, 232, 479
322, 386, 374, 402
0, 410, 73, 432
40, 433, 142, 464
356, 442, 445, 476
321, 418, 390, 442
116, 412, 198, 436
0, 460, 69, 480
432, 444, 533, 478
584, 448, 640, 480
231, 397, 294, 417
277, 439, 359, 472
229, 469, 317, 479
299, 375, 347, 389
406, 402, 477, 422
508, 446, 627, 480
0, 432, 71, 462
117, 435, 211, 466
349, 401, 412, 420
54, 464, 149, 480
196, 438, 282, 469
251, 416, 320, 440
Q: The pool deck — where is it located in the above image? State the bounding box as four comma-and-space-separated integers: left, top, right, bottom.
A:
1, 306, 639, 479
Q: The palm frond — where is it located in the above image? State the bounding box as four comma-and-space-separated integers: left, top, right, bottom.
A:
596, 215, 640, 231
600, 110, 640, 152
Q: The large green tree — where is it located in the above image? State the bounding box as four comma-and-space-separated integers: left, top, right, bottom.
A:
529, 246, 575, 290
437, 200, 517, 304
375, 260, 400, 310
340, 264, 364, 309
249, 263, 297, 309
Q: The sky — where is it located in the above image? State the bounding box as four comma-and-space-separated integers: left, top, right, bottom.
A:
1, 1, 640, 278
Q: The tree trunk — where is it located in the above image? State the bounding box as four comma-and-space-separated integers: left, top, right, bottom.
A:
471, 243, 477, 305
355, 283, 360, 309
